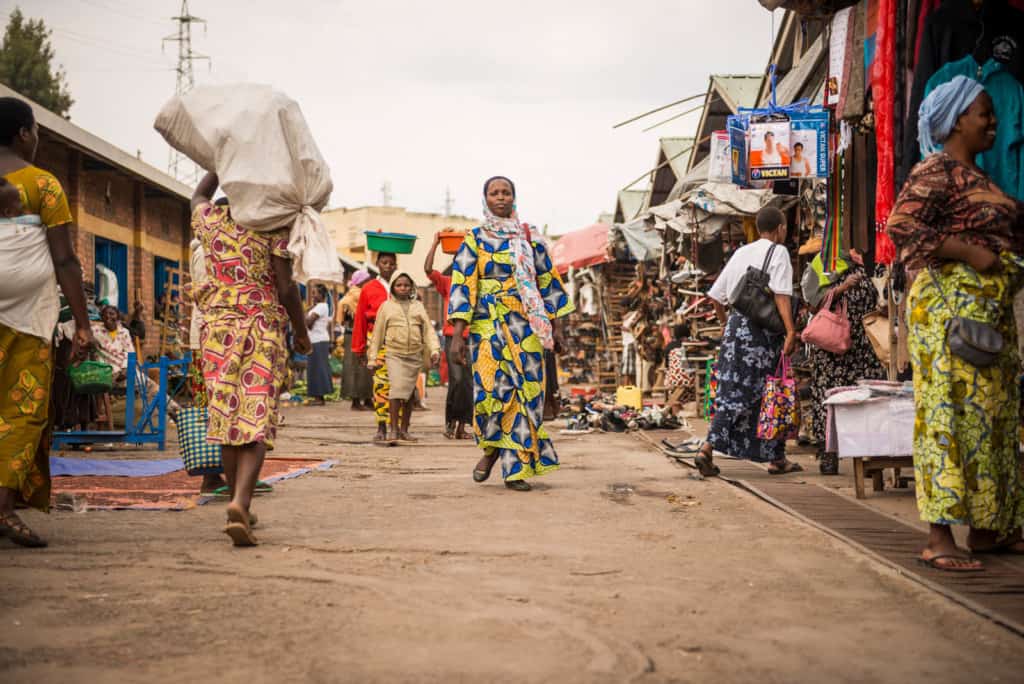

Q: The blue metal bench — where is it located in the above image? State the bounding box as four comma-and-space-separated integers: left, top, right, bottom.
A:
51, 352, 191, 451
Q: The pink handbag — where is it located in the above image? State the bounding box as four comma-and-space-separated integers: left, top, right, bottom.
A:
801, 289, 851, 355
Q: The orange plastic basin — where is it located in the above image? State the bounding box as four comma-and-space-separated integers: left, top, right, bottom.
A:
439, 230, 466, 255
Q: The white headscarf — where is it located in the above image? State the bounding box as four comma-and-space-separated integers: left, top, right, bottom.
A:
479, 182, 554, 350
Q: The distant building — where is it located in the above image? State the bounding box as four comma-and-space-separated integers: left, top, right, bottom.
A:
322, 205, 479, 323
0, 83, 192, 359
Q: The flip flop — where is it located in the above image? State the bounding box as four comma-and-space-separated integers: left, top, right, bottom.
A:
505, 480, 532, 492
693, 455, 720, 477
209, 482, 273, 498
916, 553, 983, 572
0, 512, 47, 548
224, 504, 258, 547
768, 462, 804, 475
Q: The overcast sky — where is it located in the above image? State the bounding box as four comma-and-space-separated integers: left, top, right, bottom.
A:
5, 0, 776, 233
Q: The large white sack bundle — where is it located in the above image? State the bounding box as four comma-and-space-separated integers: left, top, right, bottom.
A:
154, 83, 344, 284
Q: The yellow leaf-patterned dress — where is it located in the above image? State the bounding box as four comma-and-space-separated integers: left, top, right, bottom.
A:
448, 228, 574, 482
0, 165, 74, 512
888, 153, 1024, 534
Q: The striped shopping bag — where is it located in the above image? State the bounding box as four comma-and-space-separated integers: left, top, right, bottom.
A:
176, 407, 222, 475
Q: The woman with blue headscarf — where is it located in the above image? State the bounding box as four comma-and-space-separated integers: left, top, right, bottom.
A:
888, 76, 1024, 572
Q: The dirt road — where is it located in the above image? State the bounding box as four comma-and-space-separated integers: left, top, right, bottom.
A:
2, 403, 1023, 683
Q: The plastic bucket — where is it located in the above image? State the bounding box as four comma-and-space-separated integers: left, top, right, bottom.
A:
439, 230, 466, 255
365, 231, 417, 255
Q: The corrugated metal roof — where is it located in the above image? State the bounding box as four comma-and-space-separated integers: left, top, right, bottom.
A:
0, 83, 192, 199
659, 137, 695, 179
688, 74, 760, 172
616, 188, 648, 223
711, 75, 762, 112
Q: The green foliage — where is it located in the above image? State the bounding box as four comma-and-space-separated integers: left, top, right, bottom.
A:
0, 8, 73, 117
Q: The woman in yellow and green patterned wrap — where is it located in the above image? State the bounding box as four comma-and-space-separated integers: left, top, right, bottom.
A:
0, 97, 93, 547
447, 177, 574, 492
888, 77, 1024, 572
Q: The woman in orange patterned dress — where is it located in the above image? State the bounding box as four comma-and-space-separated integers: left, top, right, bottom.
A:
191, 172, 310, 546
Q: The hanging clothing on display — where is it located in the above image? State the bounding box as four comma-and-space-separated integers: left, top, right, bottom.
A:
900, 0, 1024, 187
924, 57, 1024, 199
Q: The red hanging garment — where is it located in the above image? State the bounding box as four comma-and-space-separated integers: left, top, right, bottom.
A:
872, 0, 897, 265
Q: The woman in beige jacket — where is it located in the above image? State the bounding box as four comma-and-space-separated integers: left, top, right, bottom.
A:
367, 273, 440, 444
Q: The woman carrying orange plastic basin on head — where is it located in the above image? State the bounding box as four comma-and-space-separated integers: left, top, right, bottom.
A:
425, 231, 472, 440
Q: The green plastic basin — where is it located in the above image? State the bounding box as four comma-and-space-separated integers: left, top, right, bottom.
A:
364, 231, 418, 254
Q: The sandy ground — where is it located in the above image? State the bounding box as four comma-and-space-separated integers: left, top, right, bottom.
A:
2, 401, 1024, 684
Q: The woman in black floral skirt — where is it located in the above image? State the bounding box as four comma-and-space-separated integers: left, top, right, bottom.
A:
804, 249, 886, 471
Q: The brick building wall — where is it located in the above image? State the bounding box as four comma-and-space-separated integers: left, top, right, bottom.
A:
34, 132, 192, 359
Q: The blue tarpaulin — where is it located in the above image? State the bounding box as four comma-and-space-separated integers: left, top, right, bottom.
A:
50, 457, 184, 478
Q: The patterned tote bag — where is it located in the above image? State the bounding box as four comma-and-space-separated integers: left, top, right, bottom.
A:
177, 406, 223, 475
757, 355, 800, 441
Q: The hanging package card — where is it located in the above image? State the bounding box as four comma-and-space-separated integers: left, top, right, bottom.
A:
748, 116, 792, 182
708, 130, 732, 183
729, 117, 750, 187
788, 109, 830, 179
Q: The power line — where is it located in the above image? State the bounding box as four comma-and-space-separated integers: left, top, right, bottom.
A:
74, 0, 167, 27
163, 1, 210, 184
52, 28, 170, 66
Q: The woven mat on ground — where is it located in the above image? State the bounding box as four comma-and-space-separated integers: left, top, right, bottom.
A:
50, 459, 336, 511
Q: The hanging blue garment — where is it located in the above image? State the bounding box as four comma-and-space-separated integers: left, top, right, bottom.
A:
924, 56, 1024, 200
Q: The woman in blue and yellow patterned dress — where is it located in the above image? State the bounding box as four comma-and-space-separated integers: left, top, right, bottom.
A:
447, 177, 574, 492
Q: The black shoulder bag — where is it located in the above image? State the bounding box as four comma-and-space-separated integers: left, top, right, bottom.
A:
728, 244, 786, 334
928, 266, 1003, 368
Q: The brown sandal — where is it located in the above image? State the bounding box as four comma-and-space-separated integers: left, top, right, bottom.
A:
0, 511, 47, 548
224, 504, 258, 547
